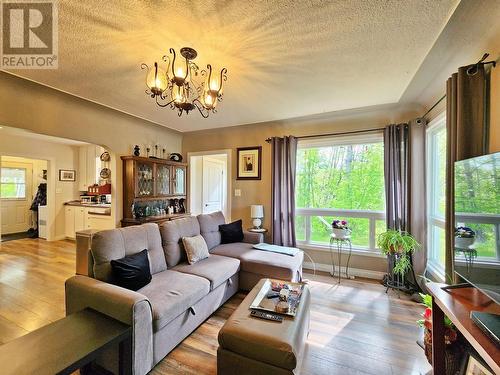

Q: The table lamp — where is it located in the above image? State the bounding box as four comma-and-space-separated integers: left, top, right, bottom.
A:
250, 205, 264, 230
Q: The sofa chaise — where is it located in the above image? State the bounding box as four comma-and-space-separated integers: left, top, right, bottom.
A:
65, 211, 303, 375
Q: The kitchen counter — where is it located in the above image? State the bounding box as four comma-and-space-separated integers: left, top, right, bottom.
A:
65, 201, 111, 209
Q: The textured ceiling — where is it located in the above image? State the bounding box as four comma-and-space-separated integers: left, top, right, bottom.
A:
5, 0, 459, 131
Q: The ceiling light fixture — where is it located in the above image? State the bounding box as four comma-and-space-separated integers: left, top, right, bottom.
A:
141, 47, 227, 118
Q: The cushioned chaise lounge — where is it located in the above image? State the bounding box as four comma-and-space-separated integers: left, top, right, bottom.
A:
65, 211, 304, 375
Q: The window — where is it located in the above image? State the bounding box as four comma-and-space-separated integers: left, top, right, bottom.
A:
0, 167, 27, 199
426, 113, 447, 275
295, 133, 386, 253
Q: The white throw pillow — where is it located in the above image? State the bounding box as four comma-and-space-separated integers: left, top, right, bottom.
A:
182, 235, 209, 264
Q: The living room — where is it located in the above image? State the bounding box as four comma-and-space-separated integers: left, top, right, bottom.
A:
0, 1, 499, 374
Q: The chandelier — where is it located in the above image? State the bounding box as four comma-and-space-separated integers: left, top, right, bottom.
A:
141, 47, 227, 118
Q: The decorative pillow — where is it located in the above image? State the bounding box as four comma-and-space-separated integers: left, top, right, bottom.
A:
219, 219, 244, 244
182, 235, 210, 264
110, 249, 152, 291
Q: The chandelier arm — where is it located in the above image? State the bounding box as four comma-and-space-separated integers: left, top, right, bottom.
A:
169, 48, 176, 78
183, 58, 189, 81
206, 64, 213, 90
218, 67, 228, 95
162, 55, 171, 80
155, 95, 175, 108
140, 63, 149, 70
193, 99, 210, 118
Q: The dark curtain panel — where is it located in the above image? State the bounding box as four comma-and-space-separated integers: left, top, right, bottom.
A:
409, 118, 427, 284
271, 136, 298, 247
384, 123, 410, 231
445, 64, 488, 282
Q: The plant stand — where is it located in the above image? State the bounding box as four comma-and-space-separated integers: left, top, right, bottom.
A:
384, 253, 415, 294
329, 234, 353, 283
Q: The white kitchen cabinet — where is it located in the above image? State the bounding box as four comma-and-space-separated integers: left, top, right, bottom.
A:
66, 205, 113, 238
78, 145, 105, 192
65, 206, 75, 238
74, 206, 87, 232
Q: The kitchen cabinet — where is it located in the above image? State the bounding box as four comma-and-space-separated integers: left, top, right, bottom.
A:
65, 205, 113, 238
78, 145, 105, 191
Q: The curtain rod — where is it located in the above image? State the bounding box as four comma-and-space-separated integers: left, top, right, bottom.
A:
422, 94, 446, 119
265, 127, 385, 143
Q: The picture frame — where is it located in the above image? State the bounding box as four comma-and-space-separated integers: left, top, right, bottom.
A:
59, 169, 76, 182
461, 352, 494, 375
237, 146, 262, 180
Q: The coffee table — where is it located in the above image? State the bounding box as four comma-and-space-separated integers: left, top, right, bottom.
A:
0, 308, 131, 375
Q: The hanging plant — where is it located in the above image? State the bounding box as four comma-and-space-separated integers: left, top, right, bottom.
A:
377, 230, 420, 275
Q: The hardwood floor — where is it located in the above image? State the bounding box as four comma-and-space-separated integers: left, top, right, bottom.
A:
0, 238, 432, 374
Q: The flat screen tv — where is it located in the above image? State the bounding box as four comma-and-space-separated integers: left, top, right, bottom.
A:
454, 152, 500, 303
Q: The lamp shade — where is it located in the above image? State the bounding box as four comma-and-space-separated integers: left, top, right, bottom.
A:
251, 205, 264, 218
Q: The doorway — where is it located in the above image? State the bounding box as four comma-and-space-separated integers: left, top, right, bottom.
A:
0, 156, 48, 242
188, 150, 231, 220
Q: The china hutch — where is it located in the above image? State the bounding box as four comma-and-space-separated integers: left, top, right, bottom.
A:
121, 156, 189, 227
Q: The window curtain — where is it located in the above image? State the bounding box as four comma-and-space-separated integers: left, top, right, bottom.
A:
445, 64, 488, 283
384, 123, 410, 232
384, 121, 427, 290
271, 136, 298, 247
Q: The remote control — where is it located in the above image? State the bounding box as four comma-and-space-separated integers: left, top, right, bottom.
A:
250, 310, 283, 322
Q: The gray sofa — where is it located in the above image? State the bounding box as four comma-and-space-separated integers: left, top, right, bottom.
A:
65, 211, 303, 375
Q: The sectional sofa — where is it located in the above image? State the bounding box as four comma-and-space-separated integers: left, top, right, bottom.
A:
65, 211, 304, 375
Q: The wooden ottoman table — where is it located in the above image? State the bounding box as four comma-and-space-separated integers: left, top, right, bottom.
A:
217, 278, 310, 375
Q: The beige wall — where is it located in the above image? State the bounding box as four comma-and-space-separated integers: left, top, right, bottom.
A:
0, 72, 183, 227
183, 103, 422, 275
0, 135, 79, 239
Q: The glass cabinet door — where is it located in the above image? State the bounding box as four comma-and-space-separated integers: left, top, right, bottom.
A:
135, 161, 154, 197
156, 164, 171, 196
173, 166, 186, 195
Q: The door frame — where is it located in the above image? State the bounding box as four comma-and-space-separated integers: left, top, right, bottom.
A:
0, 154, 55, 241
187, 149, 231, 222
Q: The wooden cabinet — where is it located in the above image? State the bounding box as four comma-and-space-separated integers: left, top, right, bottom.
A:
121, 156, 188, 227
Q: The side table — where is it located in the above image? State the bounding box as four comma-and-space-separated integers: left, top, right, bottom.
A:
329, 234, 353, 283
248, 228, 268, 234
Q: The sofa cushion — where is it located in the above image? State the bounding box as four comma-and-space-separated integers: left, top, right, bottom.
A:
197, 211, 226, 250
219, 220, 244, 244
159, 216, 200, 267
172, 255, 240, 290
110, 249, 152, 291
211, 242, 304, 281
91, 223, 167, 282
138, 270, 210, 331
182, 235, 210, 264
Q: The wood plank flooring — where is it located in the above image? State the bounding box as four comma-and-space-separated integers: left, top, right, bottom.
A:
0, 238, 432, 374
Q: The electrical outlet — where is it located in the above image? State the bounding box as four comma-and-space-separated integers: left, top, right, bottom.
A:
234, 189, 241, 197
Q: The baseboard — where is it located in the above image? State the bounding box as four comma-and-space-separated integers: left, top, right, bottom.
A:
303, 261, 385, 280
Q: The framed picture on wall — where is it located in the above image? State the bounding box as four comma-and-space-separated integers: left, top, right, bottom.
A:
59, 169, 76, 182
237, 146, 262, 180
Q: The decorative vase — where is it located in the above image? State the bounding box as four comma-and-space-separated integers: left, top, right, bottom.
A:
454, 236, 474, 249
331, 228, 349, 239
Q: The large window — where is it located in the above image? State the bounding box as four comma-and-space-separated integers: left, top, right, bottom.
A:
0, 167, 27, 199
295, 133, 386, 253
426, 114, 447, 275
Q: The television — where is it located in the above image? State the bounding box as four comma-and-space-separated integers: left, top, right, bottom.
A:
454, 152, 500, 344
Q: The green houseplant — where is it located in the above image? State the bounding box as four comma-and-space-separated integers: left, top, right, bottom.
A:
377, 230, 420, 276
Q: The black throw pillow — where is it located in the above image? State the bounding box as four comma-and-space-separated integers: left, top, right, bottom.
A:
219, 219, 244, 244
110, 249, 152, 291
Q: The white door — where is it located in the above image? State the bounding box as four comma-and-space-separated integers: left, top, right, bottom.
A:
202, 158, 224, 214
0, 162, 33, 234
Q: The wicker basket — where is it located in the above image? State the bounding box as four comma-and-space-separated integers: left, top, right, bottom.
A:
423, 328, 464, 375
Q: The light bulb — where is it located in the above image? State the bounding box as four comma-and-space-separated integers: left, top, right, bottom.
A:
173, 85, 186, 104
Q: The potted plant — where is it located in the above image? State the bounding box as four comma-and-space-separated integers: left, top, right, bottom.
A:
331, 219, 350, 238
377, 230, 420, 276
417, 294, 463, 374
454, 226, 475, 249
